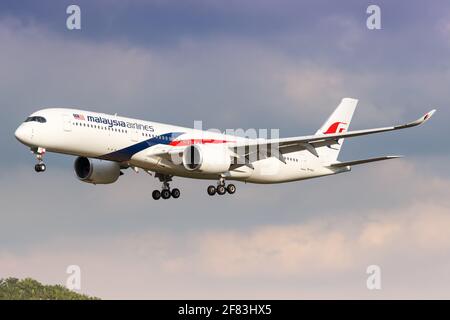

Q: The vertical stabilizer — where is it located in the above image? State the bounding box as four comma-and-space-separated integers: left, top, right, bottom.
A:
315, 98, 358, 163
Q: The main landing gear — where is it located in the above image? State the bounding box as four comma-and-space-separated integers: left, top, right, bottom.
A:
207, 176, 236, 196
32, 147, 46, 173
152, 173, 180, 200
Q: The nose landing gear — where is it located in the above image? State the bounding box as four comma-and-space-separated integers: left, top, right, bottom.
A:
32, 147, 46, 173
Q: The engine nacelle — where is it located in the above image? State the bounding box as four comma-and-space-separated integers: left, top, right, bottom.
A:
74, 157, 121, 184
182, 144, 231, 174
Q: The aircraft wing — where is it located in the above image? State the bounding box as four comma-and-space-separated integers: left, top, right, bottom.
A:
230, 109, 436, 159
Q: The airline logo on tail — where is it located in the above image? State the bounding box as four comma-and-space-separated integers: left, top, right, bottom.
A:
323, 121, 347, 134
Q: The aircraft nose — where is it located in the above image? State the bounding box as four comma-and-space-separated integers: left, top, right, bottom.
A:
14, 125, 30, 144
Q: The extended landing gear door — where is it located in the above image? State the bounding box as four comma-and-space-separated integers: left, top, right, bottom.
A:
62, 114, 72, 132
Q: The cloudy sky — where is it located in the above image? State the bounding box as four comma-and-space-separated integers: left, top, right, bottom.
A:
0, 0, 449, 299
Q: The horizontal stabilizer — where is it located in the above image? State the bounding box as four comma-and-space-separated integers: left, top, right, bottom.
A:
328, 155, 402, 168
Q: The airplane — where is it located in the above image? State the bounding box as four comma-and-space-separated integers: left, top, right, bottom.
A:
14, 98, 435, 200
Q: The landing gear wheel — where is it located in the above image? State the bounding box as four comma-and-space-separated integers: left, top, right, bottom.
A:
171, 188, 180, 199
216, 185, 226, 195
226, 184, 236, 194
207, 185, 216, 196
161, 189, 171, 199
32, 147, 46, 173
34, 163, 46, 172
152, 190, 161, 200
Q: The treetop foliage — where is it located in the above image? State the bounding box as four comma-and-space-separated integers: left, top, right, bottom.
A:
0, 278, 99, 300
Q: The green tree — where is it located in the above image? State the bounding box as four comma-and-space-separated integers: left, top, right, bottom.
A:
0, 277, 99, 300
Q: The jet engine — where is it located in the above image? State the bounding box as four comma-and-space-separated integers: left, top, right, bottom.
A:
182, 144, 231, 174
74, 157, 121, 184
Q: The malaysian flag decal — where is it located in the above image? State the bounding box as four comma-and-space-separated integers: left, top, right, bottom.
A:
73, 114, 85, 120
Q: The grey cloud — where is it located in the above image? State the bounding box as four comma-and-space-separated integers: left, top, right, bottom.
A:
1, 190, 450, 299
1, 19, 447, 172
1, 156, 449, 251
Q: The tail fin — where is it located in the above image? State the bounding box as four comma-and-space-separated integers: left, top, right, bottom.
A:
315, 98, 358, 163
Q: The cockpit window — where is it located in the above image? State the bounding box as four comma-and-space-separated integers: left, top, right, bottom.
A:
24, 116, 47, 123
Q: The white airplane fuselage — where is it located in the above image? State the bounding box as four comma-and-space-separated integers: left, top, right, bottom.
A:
15, 108, 341, 184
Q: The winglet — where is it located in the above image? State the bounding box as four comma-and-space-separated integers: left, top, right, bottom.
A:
412, 109, 436, 125
422, 109, 436, 122
397, 109, 436, 129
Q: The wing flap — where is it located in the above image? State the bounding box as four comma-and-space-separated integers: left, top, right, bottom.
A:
327, 155, 402, 168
